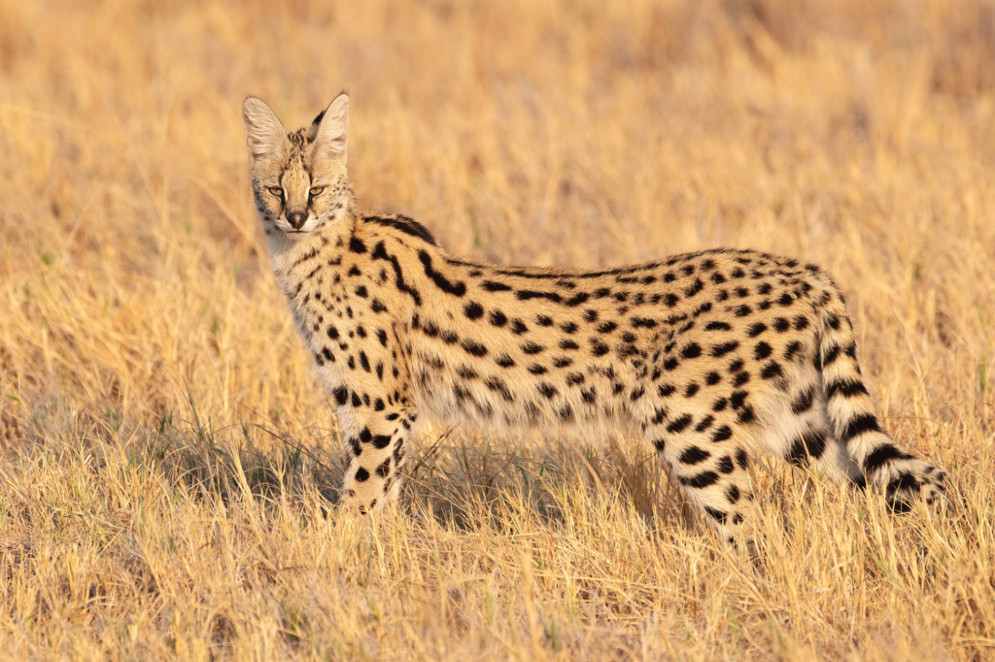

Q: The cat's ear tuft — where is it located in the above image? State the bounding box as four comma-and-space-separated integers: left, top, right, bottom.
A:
314, 92, 349, 163
242, 97, 286, 162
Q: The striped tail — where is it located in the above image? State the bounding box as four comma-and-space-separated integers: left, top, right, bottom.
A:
816, 287, 946, 510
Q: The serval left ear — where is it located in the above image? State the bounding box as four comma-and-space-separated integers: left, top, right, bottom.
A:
313, 92, 349, 164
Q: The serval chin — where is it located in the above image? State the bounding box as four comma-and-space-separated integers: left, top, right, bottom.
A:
241, 92, 946, 546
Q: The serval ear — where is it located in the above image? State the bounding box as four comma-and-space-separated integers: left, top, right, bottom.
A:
242, 97, 286, 162
313, 92, 349, 164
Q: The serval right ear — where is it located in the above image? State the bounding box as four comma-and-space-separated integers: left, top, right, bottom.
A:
312, 92, 349, 164
241, 97, 286, 163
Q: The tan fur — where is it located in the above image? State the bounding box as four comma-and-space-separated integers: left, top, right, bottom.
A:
242, 95, 946, 545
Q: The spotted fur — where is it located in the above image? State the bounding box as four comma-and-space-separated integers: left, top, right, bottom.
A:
241, 94, 946, 544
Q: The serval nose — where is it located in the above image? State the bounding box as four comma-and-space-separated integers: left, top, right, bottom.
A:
287, 211, 306, 229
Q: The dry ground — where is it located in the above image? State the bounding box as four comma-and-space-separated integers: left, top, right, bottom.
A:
2, 0, 994, 659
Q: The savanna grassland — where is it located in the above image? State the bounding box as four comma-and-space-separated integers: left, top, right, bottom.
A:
2, 0, 995, 659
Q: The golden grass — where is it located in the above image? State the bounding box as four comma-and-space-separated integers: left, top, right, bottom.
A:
1, 0, 994, 658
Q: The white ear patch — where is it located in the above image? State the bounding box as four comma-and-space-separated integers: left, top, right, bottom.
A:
314, 93, 350, 163
242, 97, 287, 161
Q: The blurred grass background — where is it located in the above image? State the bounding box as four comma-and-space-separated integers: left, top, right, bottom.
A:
1, 0, 994, 659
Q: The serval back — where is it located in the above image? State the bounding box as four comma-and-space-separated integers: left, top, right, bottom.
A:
241, 93, 946, 546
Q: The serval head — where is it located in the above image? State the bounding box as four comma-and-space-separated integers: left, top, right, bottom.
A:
241, 93, 353, 238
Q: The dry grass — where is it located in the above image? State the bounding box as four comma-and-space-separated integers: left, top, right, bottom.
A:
2, 0, 994, 659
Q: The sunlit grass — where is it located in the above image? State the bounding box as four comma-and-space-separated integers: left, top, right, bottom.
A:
1, 0, 993, 658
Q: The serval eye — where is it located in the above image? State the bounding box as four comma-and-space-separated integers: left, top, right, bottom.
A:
309, 186, 325, 196
267, 186, 283, 197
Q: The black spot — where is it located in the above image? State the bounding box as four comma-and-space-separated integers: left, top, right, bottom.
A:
778, 292, 795, 306
481, 280, 512, 292
536, 315, 554, 326
566, 372, 585, 386
704, 507, 728, 523
565, 292, 590, 306
680, 471, 719, 489
495, 354, 515, 368
716, 456, 735, 473
559, 339, 579, 350
705, 321, 731, 331
683, 279, 704, 297
790, 386, 815, 414
489, 310, 508, 327
684, 383, 700, 397
726, 485, 740, 504
694, 415, 714, 433
711, 341, 739, 357
667, 414, 693, 434
784, 340, 803, 362
747, 323, 766, 337
632, 317, 657, 328
597, 321, 618, 334
522, 342, 545, 355
663, 357, 679, 371
583, 309, 599, 322
461, 339, 488, 357
793, 315, 809, 330
736, 406, 755, 424
464, 301, 484, 320
354, 467, 370, 482
333, 386, 349, 406
760, 361, 782, 380
560, 322, 578, 334
591, 342, 610, 357
711, 426, 732, 443
732, 371, 750, 387
553, 356, 572, 368
773, 317, 790, 332
348, 236, 366, 253
372, 434, 392, 449
327, 325, 339, 340
681, 343, 702, 359
786, 431, 827, 466
658, 384, 676, 397
705, 371, 721, 385
679, 447, 711, 464
735, 448, 749, 469
370, 299, 387, 313
456, 365, 478, 379
376, 458, 391, 477
510, 319, 528, 334
734, 305, 752, 317
538, 383, 558, 399
528, 364, 547, 375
